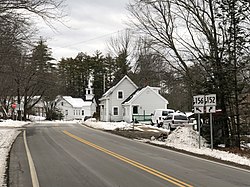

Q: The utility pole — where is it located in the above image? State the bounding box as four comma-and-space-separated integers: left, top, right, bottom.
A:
103, 74, 106, 93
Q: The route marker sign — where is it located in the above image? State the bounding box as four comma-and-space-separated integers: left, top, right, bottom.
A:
193, 94, 216, 113
206, 106, 216, 113
193, 95, 205, 107
194, 106, 204, 114
205, 94, 216, 106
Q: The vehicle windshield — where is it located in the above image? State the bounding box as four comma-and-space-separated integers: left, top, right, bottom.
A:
162, 111, 173, 116
174, 115, 188, 120
166, 115, 172, 120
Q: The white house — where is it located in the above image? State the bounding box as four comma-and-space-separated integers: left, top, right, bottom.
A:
56, 85, 96, 120
99, 75, 169, 122
122, 86, 169, 122
99, 75, 138, 122
32, 97, 46, 117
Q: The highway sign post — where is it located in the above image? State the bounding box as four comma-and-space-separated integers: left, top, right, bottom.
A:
193, 95, 205, 149
209, 112, 213, 150
205, 94, 216, 150
193, 94, 216, 150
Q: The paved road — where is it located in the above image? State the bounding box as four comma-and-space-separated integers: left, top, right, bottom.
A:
9, 122, 250, 187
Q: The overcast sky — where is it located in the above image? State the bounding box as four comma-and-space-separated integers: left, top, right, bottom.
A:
37, 0, 131, 61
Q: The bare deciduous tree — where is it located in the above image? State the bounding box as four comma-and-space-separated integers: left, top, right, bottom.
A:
0, 0, 65, 24
107, 29, 134, 85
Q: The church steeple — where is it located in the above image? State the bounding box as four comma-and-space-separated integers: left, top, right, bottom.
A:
85, 77, 94, 101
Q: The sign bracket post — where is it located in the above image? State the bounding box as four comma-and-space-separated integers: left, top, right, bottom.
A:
210, 113, 213, 150
198, 113, 201, 149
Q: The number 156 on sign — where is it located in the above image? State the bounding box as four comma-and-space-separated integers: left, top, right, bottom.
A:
193, 95, 205, 106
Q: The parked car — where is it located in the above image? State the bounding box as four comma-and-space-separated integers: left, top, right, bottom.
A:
162, 112, 189, 130
151, 109, 175, 127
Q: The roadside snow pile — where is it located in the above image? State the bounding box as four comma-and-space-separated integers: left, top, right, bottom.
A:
149, 126, 250, 167
147, 126, 208, 149
0, 129, 21, 186
165, 126, 208, 148
29, 115, 46, 122
84, 118, 133, 131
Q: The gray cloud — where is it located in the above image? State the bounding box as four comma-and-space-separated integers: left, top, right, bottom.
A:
37, 0, 130, 60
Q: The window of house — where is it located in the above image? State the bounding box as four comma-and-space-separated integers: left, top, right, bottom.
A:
82, 110, 84, 116
61, 102, 63, 106
117, 91, 123, 99
88, 90, 91, 94
133, 106, 139, 114
113, 107, 118, 116
65, 110, 68, 115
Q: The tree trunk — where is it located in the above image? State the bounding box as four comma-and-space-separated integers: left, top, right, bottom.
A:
17, 87, 22, 121
208, 0, 230, 147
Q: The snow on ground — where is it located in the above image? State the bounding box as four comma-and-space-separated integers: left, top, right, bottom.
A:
148, 127, 250, 167
84, 119, 250, 167
29, 115, 46, 122
84, 118, 133, 131
29, 115, 80, 124
84, 118, 170, 132
0, 120, 30, 186
163, 126, 208, 147
0, 119, 29, 128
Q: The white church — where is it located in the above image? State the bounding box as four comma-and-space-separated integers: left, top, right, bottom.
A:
56, 80, 97, 120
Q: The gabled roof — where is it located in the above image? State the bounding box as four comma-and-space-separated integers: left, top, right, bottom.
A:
99, 75, 138, 101
122, 87, 143, 104
122, 86, 169, 105
62, 96, 87, 108
81, 101, 93, 107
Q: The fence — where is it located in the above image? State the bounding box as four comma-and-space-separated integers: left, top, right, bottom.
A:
132, 114, 152, 122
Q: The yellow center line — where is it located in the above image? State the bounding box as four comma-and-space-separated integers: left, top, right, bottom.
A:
63, 130, 193, 187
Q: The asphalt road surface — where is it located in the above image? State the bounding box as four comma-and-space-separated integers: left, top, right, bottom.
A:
9, 122, 250, 187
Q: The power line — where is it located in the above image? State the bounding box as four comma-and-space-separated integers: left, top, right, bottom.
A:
61, 29, 125, 48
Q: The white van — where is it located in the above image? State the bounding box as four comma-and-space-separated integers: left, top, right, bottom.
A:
162, 112, 189, 130
151, 109, 175, 127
